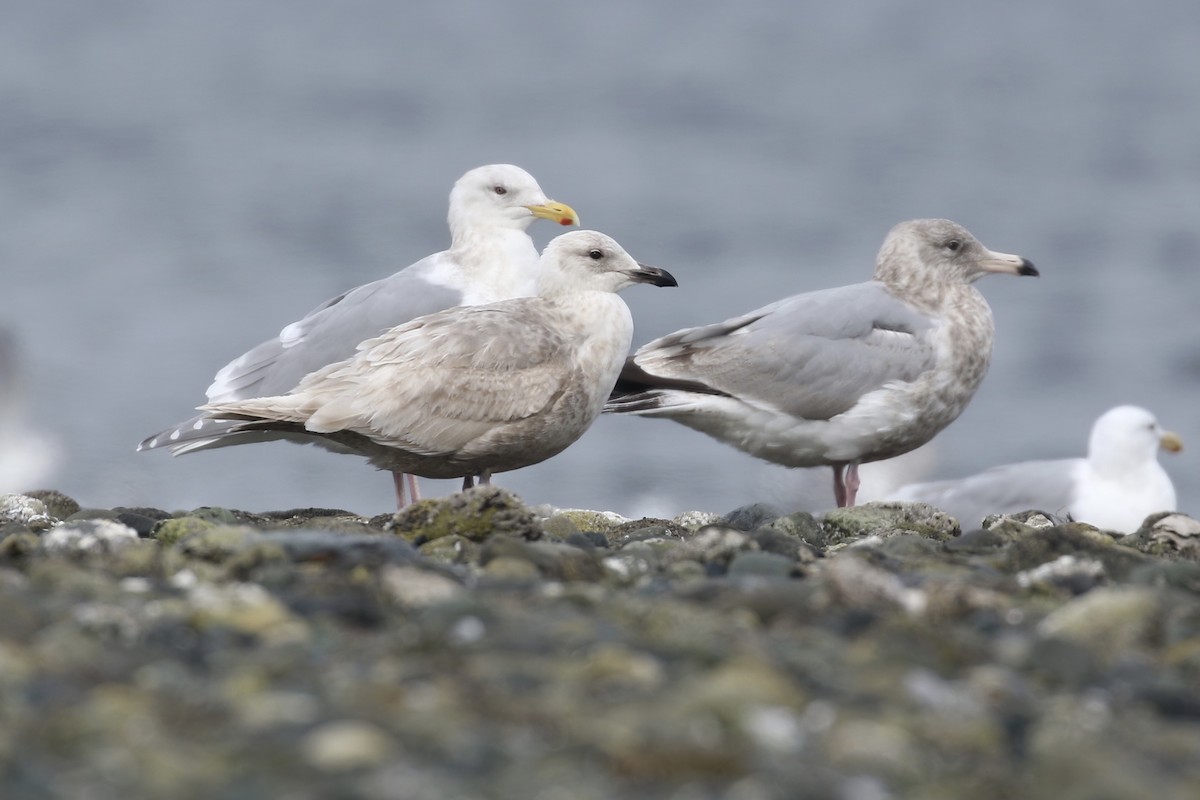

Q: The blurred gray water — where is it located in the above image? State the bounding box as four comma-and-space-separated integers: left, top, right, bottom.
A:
3, 0, 1198, 517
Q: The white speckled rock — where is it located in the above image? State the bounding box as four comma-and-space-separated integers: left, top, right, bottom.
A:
0, 493, 55, 531
42, 519, 137, 552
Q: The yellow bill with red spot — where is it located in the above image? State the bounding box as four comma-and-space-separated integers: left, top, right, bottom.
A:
526, 200, 580, 227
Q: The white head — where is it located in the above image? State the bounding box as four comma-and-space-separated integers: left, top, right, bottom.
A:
1088, 405, 1182, 475
875, 218, 1038, 289
447, 164, 579, 240
538, 231, 678, 296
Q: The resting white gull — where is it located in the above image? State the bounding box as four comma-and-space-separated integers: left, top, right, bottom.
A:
146, 231, 676, 501
886, 405, 1181, 532
605, 218, 1038, 507
139, 164, 579, 506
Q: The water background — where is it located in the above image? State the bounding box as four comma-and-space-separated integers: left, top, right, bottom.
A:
3, 1, 1199, 518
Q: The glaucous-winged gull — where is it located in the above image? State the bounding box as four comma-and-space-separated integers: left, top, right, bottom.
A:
145, 231, 676, 504
140, 164, 579, 505
605, 218, 1037, 506
886, 405, 1181, 532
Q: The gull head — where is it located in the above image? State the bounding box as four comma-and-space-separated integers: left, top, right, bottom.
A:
539, 231, 678, 295
875, 218, 1038, 289
448, 164, 579, 236
1089, 405, 1182, 471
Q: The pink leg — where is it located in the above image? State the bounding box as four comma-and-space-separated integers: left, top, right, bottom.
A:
844, 462, 861, 507
405, 474, 421, 503
478, 469, 492, 486
392, 472, 407, 509
832, 464, 847, 507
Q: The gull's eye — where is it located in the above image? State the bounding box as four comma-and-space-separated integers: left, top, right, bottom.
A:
945, 239, 962, 252
493, 185, 507, 196
588, 249, 603, 260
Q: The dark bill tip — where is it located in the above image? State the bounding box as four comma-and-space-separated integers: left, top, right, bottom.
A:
1018, 259, 1039, 277
634, 263, 679, 288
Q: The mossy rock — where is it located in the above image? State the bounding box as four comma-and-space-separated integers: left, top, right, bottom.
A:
154, 516, 217, 546
822, 502, 960, 544
187, 506, 241, 526
417, 533, 480, 564
171, 524, 263, 562
388, 486, 542, 543
551, 508, 630, 535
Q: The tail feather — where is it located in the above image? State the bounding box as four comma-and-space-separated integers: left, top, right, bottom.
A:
605, 357, 729, 415
137, 413, 304, 456
603, 390, 672, 415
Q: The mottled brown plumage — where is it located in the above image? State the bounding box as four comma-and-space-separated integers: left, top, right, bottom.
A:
159, 231, 676, 504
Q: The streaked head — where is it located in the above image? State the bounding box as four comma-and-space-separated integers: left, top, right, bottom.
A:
539, 230, 678, 295
876, 218, 1038, 287
448, 164, 579, 237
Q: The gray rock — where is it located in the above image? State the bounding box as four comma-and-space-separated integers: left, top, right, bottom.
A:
761, 510, 822, 540
264, 529, 419, 567
1125, 512, 1200, 558
1016, 554, 1107, 595
721, 503, 785, 532
22, 489, 81, 519
674, 524, 756, 568
747, 526, 822, 563
480, 536, 604, 582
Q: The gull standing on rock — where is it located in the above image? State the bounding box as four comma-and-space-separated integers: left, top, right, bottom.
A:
886, 405, 1181, 532
605, 218, 1038, 507
139, 164, 579, 506
147, 232, 677, 504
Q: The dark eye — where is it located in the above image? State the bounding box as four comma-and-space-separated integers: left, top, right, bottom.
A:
493, 185, 507, 195
945, 239, 962, 252
588, 249, 603, 260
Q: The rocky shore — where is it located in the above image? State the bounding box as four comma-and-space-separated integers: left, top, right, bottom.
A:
2, 487, 1199, 799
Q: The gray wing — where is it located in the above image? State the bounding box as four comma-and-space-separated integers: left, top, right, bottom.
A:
888, 458, 1082, 527
206, 252, 464, 401
627, 281, 938, 420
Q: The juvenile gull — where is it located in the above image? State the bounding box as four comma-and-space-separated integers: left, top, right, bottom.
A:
139, 164, 579, 505
605, 219, 1038, 507
886, 405, 1181, 532
149, 232, 676, 501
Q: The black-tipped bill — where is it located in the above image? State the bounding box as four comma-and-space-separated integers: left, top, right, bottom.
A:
979, 249, 1039, 277
630, 262, 679, 288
